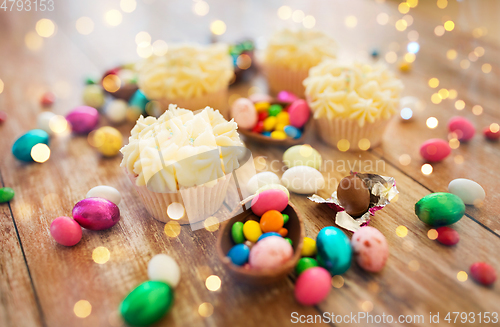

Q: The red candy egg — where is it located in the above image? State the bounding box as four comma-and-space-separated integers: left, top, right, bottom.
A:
470, 262, 497, 286
419, 138, 451, 162
435, 226, 459, 246
288, 99, 310, 128
484, 124, 500, 141
448, 116, 475, 141
258, 111, 269, 121
252, 121, 264, 133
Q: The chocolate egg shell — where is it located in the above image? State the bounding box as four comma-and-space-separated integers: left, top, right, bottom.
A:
337, 175, 370, 217
72, 197, 120, 230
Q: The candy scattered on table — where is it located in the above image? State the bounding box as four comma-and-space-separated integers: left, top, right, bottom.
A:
283, 145, 322, 170
281, 165, 325, 194
351, 226, 388, 273
415, 193, 465, 226
448, 116, 475, 142
128, 89, 149, 113
40, 92, 55, 107
49, 216, 82, 247
72, 197, 120, 230
246, 172, 281, 194
295, 257, 319, 275
66, 106, 99, 134
82, 84, 105, 109
294, 267, 331, 306
12, 129, 50, 162
250, 189, 288, 216
435, 226, 460, 246
105, 99, 128, 124
147, 254, 181, 288
470, 262, 497, 286
228, 243, 250, 266
249, 236, 293, 270
86, 185, 122, 205
316, 226, 352, 275
0, 187, 15, 203
337, 175, 371, 217
448, 178, 485, 206
484, 124, 500, 141
420, 138, 451, 162
301, 237, 317, 257
91, 126, 123, 157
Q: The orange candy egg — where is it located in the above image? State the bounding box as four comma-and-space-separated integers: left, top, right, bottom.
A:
260, 210, 284, 233
278, 228, 288, 237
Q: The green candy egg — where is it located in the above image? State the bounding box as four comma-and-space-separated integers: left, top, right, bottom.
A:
231, 221, 245, 244
282, 214, 289, 224
415, 192, 465, 226
316, 226, 352, 275
0, 187, 15, 203
285, 237, 292, 246
120, 281, 174, 327
295, 257, 319, 275
283, 145, 322, 170
12, 129, 50, 162
268, 104, 283, 116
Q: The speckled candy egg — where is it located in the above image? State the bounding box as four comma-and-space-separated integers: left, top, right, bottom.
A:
246, 172, 281, 194
249, 236, 293, 270
448, 116, 475, 142
283, 145, 322, 170
281, 165, 324, 194
251, 189, 288, 216
231, 98, 257, 130
288, 99, 310, 128
294, 267, 331, 306
147, 254, 181, 288
316, 226, 352, 275
50, 216, 82, 246
12, 129, 50, 162
86, 185, 122, 205
415, 192, 465, 226
351, 227, 388, 273
72, 197, 120, 230
66, 106, 99, 134
420, 138, 451, 162
448, 178, 485, 205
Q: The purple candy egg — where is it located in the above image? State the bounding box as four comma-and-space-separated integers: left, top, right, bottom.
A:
72, 197, 120, 230
66, 106, 99, 134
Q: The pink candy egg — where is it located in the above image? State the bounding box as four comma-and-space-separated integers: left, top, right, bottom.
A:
251, 189, 288, 216
448, 116, 475, 141
351, 226, 388, 273
276, 91, 299, 103
294, 267, 331, 306
470, 262, 497, 286
230, 98, 258, 130
249, 236, 293, 270
72, 197, 120, 230
50, 216, 82, 246
66, 106, 99, 134
420, 138, 451, 162
288, 100, 310, 128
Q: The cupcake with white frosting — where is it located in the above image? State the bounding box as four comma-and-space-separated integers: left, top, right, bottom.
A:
121, 104, 244, 223
303, 60, 403, 150
263, 29, 337, 97
137, 43, 233, 117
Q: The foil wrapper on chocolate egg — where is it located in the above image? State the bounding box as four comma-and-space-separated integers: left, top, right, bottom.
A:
308, 172, 398, 232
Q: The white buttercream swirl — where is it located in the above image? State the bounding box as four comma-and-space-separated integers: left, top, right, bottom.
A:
303, 61, 404, 127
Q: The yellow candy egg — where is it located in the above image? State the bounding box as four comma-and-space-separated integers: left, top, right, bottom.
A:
263, 116, 277, 131
271, 130, 287, 140
275, 123, 286, 132
254, 102, 270, 113
301, 237, 317, 257
243, 220, 262, 243
276, 112, 290, 125
91, 126, 123, 157
398, 61, 412, 72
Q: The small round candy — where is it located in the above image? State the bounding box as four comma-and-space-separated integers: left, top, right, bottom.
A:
72, 197, 120, 230
249, 236, 293, 270
278, 228, 288, 237
40, 92, 55, 107
86, 185, 122, 205
271, 131, 287, 140
435, 227, 459, 246
37, 111, 56, 135
282, 214, 289, 224
258, 232, 281, 242
288, 99, 310, 128
92, 126, 123, 157
420, 139, 451, 162
260, 210, 284, 233
254, 102, 270, 112
263, 116, 277, 131
448, 116, 475, 142
371, 49, 379, 58
0, 187, 15, 203
251, 189, 288, 216
484, 124, 500, 140
295, 257, 319, 275
257, 111, 269, 121
276, 112, 290, 125
231, 98, 258, 130
66, 106, 99, 134
105, 99, 128, 124
252, 121, 264, 133
470, 262, 497, 286
227, 244, 250, 266
50, 216, 82, 246
147, 254, 180, 288
285, 238, 292, 246
231, 222, 245, 244
268, 104, 283, 117
301, 237, 317, 257
242, 220, 262, 243
294, 267, 331, 306
82, 84, 105, 109
284, 125, 302, 139
262, 131, 271, 137
276, 91, 298, 103
0, 111, 7, 123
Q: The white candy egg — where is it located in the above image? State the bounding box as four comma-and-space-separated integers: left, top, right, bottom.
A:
281, 166, 324, 194
246, 172, 281, 194
448, 178, 485, 205
105, 99, 128, 124
147, 254, 180, 288
86, 185, 122, 205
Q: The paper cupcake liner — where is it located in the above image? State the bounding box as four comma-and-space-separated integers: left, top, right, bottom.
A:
263, 65, 309, 98
315, 116, 391, 150
158, 88, 229, 118
127, 173, 232, 224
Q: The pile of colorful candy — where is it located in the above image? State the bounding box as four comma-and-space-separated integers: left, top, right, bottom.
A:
231, 91, 310, 141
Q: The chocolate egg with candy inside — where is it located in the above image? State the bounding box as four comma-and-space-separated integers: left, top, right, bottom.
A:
72, 197, 120, 230
337, 175, 370, 217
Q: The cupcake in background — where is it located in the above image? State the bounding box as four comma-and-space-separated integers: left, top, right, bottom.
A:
262, 29, 337, 98
137, 43, 234, 117
303, 60, 403, 150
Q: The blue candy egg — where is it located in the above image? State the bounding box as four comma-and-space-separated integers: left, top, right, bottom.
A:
128, 89, 149, 113
227, 244, 250, 266
316, 226, 352, 275
12, 129, 50, 162
284, 125, 302, 139
262, 131, 271, 137
258, 232, 282, 242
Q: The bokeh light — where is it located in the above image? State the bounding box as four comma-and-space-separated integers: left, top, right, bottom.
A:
358, 138, 371, 151
396, 225, 408, 238
376, 13, 389, 25
74, 300, 92, 318
444, 20, 455, 31
164, 221, 181, 237
395, 19, 407, 32
205, 275, 221, 291
457, 271, 468, 282
454, 155, 464, 164
460, 59, 470, 69
167, 202, 185, 220
398, 2, 410, 14
49, 115, 68, 134
407, 0, 418, 8
120, 0, 137, 13
25, 31, 43, 51
431, 93, 442, 104
455, 100, 465, 110
428, 77, 439, 88
427, 229, 438, 240
400, 108, 413, 120
474, 46, 485, 57
449, 138, 460, 149
446, 49, 457, 60
303, 15, 316, 29
399, 154, 411, 166
331, 275, 344, 288
92, 247, 110, 264
434, 25, 445, 36
404, 53, 416, 63
198, 303, 214, 317
193, 1, 209, 16
448, 89, 457, 99
31, 144, 51, 163
489, 123, 500, 133
105, 10, 123, 26
426, 117, 438, 129
421, 164, 433, 175
337, 139, 350, 152
210, 20, 226, 35
408, 260, 420, 271
345, 15, 357, 28
292, 10, 305, 23
407, 42, 419, 53
361, 301, 374, 312
385, 51, 397, 63
438, 88, 449, 99
403, 14, 413, 26
0, 79, 4, 94
135, 31, 151, 47
277, 5, 292, 20
408, 30, 419, 41
102, 74, 121, 93
236, 54, 252, 70
204, 216, 220, 232
36, 19, 56, 38
482, 63, 492, 74
437, 0, 448, 9
152, 40, 168, 56
76, 17, 94, 35
472, 105, 483, 115
137, 45, 153, 58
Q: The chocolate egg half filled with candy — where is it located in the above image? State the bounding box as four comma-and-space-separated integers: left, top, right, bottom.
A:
337, 175, 370, 217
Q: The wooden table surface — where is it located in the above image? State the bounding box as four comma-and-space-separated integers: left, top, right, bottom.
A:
1, 1, 499, 326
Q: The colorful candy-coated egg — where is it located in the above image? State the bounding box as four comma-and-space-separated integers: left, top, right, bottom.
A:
129, 89, 149, 113
398, 61, 412, 72
86, 185, 121, 205
295, 257, 319, 275
294, 267, 331, 306
448, 116, 475, 141
275, 123, 286, 132
92, 126, 123, 157
301, 237, 317, 257
252, 121, 265, 133
435, 226, 459, 246
249, 93, 273, 104
285, 238, 292, 246
263, 116, 277, 131
271, 130, 287, 139
147, 254, 180, 288
72, 197, 120, 230
231, 221, 245, 244
316, 226, 352, 275
420, 138, 451, 162
282, 213, 289, 224
105, 99, 128, 124
0, 111, 7, 123
276, 111, 290, 125
288, 99, 310, 128
268, 104, 283, 117
227, 243, 250, 266
256, 184, 290, 199
262, 131, 271, 137
49, 216, 82, 246
12, 129, 50, 162
415, 192, 465, 226
257, 111, 269, 121
66, 106, 99, 134
40, 92, 55, 106
254, 102, 270, 113
258, 232, 281, 242
231, 98, 258, 130
249, 236, 293, 270
250, 189, 288, 216
283, 145, 322, 170
278, 228, 288, 237
246, 172, 281, 194
120, 281, 174, 327
470, 262, 497, 286
82, 84, 105, 109
281, 166, 324, 194
37, 111, 56, 135
284, 125, 302, 139
0, 187, 15, 203
276, 90, 299, 103
448, 178, 485, 205
484, 125, 500, 140
260, 210, 284, 233
351, 227, 388, 273
242, 220, 262, 242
